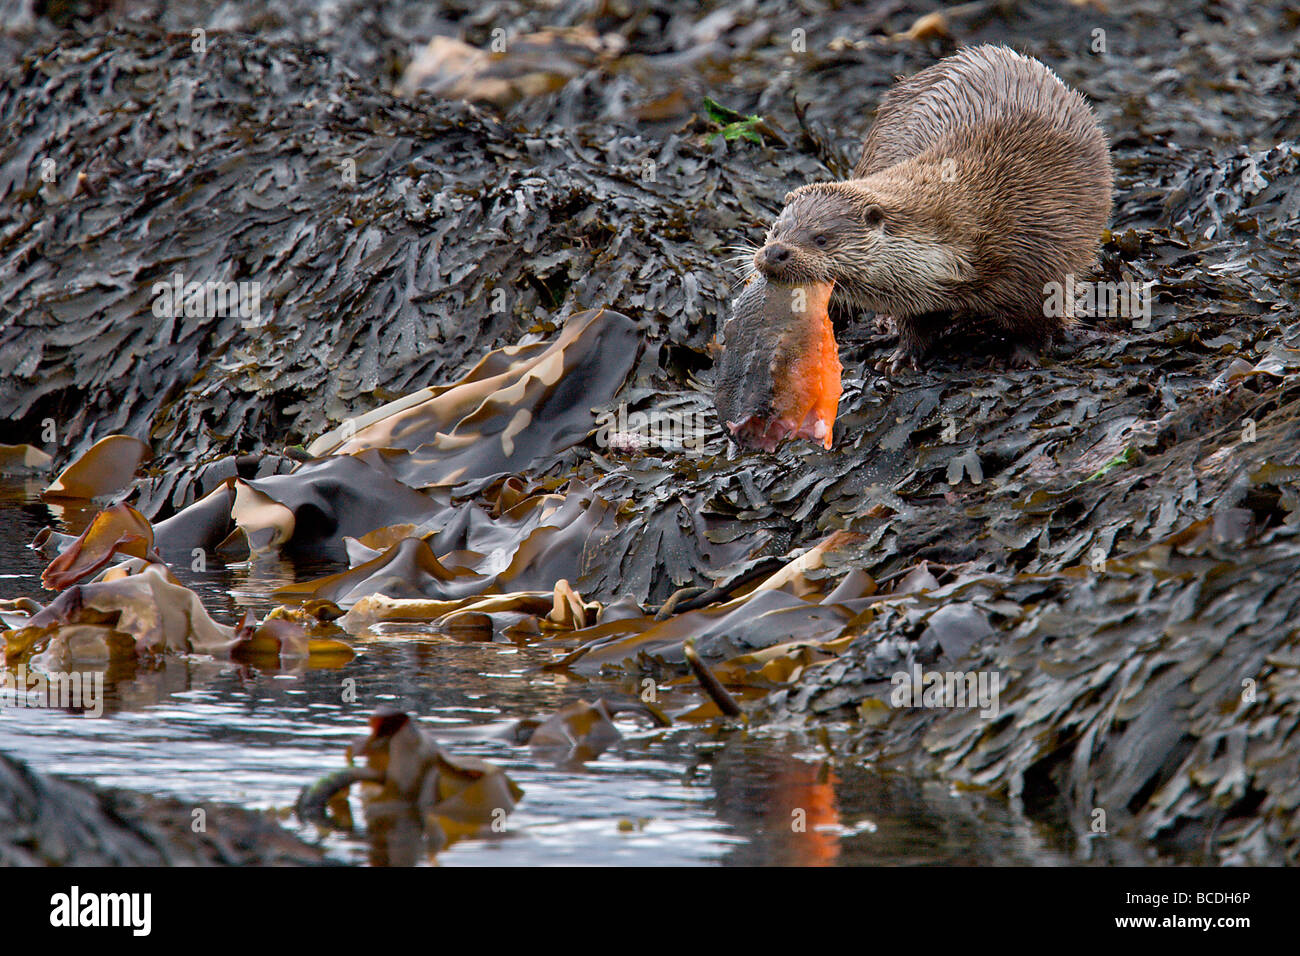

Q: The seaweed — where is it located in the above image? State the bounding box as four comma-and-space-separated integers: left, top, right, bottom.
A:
4, 0, 1300, 862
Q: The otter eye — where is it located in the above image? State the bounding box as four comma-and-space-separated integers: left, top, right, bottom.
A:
813, 233, 828, 247
863, 204, 885, 228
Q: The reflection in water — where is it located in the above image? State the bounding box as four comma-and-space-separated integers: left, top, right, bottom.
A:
707, 740, 844, 865
0, 485, 1078, 865
703, 736, 1073, 865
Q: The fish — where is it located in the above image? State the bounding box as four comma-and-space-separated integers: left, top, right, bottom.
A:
713, 275, 841, 451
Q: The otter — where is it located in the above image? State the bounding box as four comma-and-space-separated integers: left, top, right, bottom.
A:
753, 44, 1113, 372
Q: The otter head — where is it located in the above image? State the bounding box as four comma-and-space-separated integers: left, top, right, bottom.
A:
754, 178, 967, 315
754, 182, 886, 286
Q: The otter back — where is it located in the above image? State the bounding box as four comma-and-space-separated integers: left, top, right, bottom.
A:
854, 45, 1107, 180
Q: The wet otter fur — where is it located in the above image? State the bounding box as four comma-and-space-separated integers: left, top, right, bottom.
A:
753, 44, 1113, 371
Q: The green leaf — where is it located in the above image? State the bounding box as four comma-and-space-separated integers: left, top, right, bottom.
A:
702, 96, 741, 125
1085, 445, 1136, 481
702, 97, 766, 147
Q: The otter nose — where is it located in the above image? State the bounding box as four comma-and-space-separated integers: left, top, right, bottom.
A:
757, 242, 792, 269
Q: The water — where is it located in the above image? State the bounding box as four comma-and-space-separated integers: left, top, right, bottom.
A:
0, 481, 1077, 865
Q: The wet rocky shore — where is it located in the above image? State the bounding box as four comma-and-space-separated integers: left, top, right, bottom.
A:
2, 0, 1299, 863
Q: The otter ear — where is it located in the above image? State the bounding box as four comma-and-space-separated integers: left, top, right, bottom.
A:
862, 204, 885, 228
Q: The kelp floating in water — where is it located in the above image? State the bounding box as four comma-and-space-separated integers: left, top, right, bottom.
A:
298, 708, 523, 864
508, 698, 671, 765
43, 436, 151, 501
0, 444, 52, 477
6, 507, 354, 672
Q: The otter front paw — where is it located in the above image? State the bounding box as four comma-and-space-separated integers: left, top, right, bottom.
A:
875, 346, 924, 374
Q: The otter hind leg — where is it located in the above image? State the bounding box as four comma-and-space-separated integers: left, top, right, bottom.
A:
996, 343, 1041, 370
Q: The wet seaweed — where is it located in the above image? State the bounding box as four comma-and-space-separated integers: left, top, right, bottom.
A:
4, 0, 1300, 863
